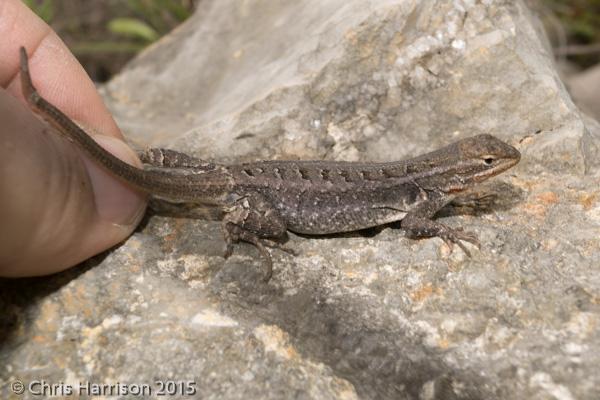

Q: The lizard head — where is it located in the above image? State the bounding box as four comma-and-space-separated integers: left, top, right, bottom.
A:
457, 133, 520, 179
412, 134, 521, 193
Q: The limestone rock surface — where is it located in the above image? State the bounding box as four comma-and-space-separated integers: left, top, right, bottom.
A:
2, 1, 600, 399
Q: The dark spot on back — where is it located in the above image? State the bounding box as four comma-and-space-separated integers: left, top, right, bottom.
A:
361, 170, 381, 181
235, 132, 255, 140
299, 169, 311, 180
339, 170, 353, 183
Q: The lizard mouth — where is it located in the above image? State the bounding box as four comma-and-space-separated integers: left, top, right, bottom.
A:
474, 156, 520, 182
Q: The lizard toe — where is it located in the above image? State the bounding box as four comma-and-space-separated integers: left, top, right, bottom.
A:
441, 228, 480, 256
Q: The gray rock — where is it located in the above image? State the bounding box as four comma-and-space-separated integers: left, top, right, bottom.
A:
2, 0, 600, 399
567, 63, 600, 122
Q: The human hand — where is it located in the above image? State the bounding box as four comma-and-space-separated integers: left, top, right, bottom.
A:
0, 0, 146, 277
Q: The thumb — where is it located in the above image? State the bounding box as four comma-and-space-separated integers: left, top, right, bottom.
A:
0, 89, 146, 277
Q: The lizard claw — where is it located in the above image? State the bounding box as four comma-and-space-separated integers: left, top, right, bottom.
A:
453, 193, 498, 209
246, 239, 273, 282
222, 222, 274, 282
261, 239, 298, 256
440, 228, 480, 256
222, 224, 235, 259
223, 243, 234, 259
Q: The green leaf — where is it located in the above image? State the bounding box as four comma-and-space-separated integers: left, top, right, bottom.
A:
107, 17, 159, 42
23, 0, 55, 23
71, 41, 145, 55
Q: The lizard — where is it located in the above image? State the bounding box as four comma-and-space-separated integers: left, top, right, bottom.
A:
18, 47, 521, 282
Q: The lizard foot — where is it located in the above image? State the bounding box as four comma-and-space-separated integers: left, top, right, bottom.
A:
241, 234, 274, 283
451, 193, 498, 212
261, 239, 298, 256
223, 222, 274, 282
439, 227, 480, 256
402, 215, 481, 256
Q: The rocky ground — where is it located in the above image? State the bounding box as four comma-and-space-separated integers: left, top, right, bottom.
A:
2, 1, 600, 399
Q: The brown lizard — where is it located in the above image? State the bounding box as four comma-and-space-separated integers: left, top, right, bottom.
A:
18, 47, 520, 281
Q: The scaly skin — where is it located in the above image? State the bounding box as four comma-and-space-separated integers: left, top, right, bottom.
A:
19, 47, 520, 282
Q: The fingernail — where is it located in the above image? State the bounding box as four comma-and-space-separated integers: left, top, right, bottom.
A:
83, 135, 147, 227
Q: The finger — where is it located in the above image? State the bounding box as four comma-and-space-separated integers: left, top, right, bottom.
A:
0, 1, 146, 277
0, 91, 145, 277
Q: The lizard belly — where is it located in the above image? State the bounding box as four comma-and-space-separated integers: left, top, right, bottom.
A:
286, 206, 408, 235
263, 184, 421, 235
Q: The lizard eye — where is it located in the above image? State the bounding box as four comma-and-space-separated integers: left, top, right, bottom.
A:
483, 156, 495, 165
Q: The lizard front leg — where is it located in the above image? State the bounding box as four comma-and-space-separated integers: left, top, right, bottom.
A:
401, 194, 480, 255
222, 192, 288, 282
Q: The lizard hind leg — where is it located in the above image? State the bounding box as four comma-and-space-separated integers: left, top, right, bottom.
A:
222, 193, 289, 282
223, 223, 274, 282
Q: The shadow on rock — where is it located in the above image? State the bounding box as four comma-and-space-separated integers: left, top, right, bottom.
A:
214, 278, 493, 400
0, 252, 110, 349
